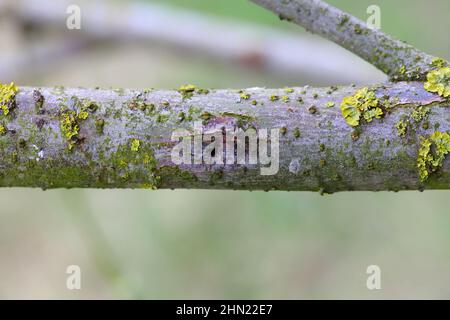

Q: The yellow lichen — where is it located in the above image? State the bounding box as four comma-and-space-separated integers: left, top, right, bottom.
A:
281, 95, 290, 103
131, 139, 141, 152
77, 110, 89, 120
430, 57, 448, 69
60, 107, 91, 150
395, 119, 408, 137
240, 92, 251, 100
417, 131, 450, 182
60, 111, 79, 150
178, 84, 197, 100
326, 101, 335, 108
0, 124, 6, 135
0, 82, 18, 116
340, 87, 382, 127
424, 67, 450, 98
141, 183, 158, 190
269, 95, 279, 102
178, 84, 209, 99
411, 106, 430, 123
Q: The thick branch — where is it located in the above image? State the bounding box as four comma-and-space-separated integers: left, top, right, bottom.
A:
0, 84, 449, 191
250, 0, 443, 81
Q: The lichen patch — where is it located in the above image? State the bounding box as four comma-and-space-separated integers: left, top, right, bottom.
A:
417, 131, 450, 182
0, 82, 18, 116
340, 87, 383, 127
424, 67, 450, 98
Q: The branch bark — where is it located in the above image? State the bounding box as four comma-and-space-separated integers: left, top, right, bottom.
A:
1, 84, 448, 191
1, 0, 449, 191
250, 0, 442, 81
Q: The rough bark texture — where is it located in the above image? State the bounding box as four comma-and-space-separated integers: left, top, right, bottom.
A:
251, 0, 440, 81
0, 84, 448, 191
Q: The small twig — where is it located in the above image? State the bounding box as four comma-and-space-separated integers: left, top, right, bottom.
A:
250, 0, 442, 81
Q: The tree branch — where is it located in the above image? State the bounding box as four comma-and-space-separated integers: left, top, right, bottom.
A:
250, 0, 445, 81
0, 84, 448, 191
11, 0, 383, 83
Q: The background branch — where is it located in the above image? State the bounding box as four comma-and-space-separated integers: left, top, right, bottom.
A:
250, 0, 442, 81
4, 0, 383, 83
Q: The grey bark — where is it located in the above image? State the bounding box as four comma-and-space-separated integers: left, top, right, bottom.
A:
1, 0, 448, 191
1, 84, 448, 191
250, 0, 440, 81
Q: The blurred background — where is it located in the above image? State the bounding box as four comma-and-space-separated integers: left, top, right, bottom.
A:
0, 0, 449, 299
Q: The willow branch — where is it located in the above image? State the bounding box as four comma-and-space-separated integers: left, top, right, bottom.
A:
250, 0, 443, 81
0, 84, 448, 192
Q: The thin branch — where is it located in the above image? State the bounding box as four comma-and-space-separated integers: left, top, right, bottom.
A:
12, 0, 383, 83
250, 0, 443, 81
0, 84, 448, 192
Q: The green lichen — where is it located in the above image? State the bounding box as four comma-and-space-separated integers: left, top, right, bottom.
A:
95, 118, 105, 134
78, 110, 89, 120
293, 127, 301, 138
131, 139, 141, 152
60, 111, 80, 150
178, 84, 196, 100
319, 143, 326, 152
281, 95, 290, 103
411, 106, 430, 123
269, 95, 279, 102
156, 114, 169, 123
221, 112, 255, 128
59, 98, 94, 150
158, 166, 198, 186
128, 96, 154, 113
338, 14, 349, 27
105, 143, 161, 189
424, 67, 450, 98
0, 82, 18, 116
178, 84, 209, 100
430, 57, 448, 69
340, 87, 383, 127
240, 92, 251, 100
395, 119, 408, 137
284, 88, 294, 94
417, 131, 450, 182
197, 88, 210, 95
200, 111, 214, 121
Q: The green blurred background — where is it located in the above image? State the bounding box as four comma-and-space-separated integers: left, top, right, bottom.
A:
0, 0, 449, 299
